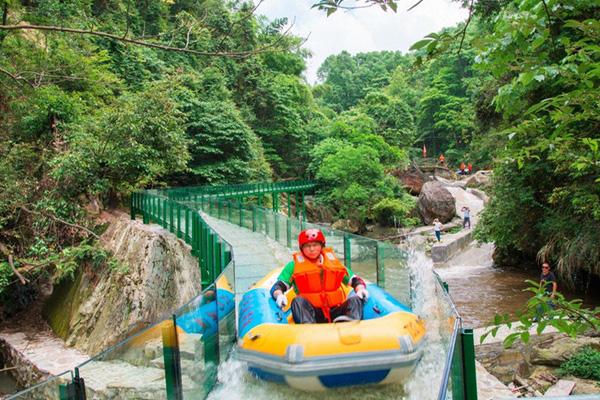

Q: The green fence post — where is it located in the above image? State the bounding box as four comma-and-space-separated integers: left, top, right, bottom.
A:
227, 200, 232, 223
130, 192, 136, 220
238, 200, 243, 227
142, 194, 149, 224
215, 240, 223, 276
376, 242, 385, 288
150, 197, 155, 224
176, 204, 182, 239
301, 191, 306, 221
217, 198, 223, 220
169, 201, 174, 233
286, 218, 292, 249
462, 328, 478, 400
202, 286, 220, 394
201, 224, 209, 287
451, 327, 465, 400
184, 208, 190, 243
162, 315, 183, 400
343, 233, 351, 270
252, 206, 257, 232
191, 213, 198, 257
287, 192, 291, 216
210, 234, 217, 282
219, 242, 226, 275
274, 213, 280, 241
272, 192, 279, 212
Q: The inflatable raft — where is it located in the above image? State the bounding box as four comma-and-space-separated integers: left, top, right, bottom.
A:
237, 269, 426, 390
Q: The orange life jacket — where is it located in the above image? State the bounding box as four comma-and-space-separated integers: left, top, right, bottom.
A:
291, 247, 348, 322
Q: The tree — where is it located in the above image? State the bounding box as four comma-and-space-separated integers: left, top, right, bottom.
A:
359, 91, 416, 148
475, 0, 600, 281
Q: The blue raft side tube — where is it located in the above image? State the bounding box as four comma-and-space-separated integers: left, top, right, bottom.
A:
239, 288, 290, 339
177, 288, 235, 337
238, 283, 414, 339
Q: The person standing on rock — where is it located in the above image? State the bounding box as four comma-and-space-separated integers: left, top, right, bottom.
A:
467, 162, 473, 174
433, 218, 442, 242
438, 153, 445, 165
461, 206, 471, 229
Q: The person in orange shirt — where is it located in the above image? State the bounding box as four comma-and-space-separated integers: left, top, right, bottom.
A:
438, 154, 445, 165
460, 161, 466, 174
467, 162, 473, 174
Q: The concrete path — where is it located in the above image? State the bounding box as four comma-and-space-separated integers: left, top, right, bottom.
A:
431, 185, 485, 263
0, 329, 89, 385
200, 212, 292, 296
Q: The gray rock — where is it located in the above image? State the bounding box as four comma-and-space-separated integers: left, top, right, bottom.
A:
332, 219, 360, 233
44, 213, 202, 355
530, 335, 600, 366
417, 181, 456, 224
466, 170, 492, 188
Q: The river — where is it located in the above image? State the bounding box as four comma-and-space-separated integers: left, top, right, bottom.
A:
435, 242, 600, 328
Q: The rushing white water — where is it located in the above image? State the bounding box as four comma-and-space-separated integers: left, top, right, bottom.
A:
207, 248, 456, 400
404, 250, 455, 400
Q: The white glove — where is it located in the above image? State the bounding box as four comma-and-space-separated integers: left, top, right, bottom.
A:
355, 284, 369, 301
276, 293, 288, 308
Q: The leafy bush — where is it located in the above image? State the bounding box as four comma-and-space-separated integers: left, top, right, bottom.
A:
558, 347, 600, 381
372, 196, 418, 227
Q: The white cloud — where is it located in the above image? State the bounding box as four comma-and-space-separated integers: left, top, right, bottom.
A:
257, 0, 469, 83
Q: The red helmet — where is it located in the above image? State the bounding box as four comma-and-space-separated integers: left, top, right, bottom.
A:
298, 228, 326, 248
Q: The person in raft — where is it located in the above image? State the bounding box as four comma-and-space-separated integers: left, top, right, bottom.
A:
270, 228, 368, 324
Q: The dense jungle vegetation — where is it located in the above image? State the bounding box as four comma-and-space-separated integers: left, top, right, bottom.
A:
0, 0, 598, 313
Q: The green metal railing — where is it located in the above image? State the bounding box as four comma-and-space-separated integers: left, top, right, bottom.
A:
9, 180, 478, 400
433, 272, 477, 400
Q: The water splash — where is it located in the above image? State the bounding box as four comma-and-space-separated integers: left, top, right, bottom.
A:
405, 250, 453, 400
209, 249, 453, 400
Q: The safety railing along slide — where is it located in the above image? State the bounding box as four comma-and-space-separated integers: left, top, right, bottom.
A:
9, 180, 476, 400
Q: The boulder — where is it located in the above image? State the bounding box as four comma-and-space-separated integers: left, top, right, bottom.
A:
570, 376, 600, 395
392, 164, 431, 195
417, 181, 456, 224
466, 170, 492, 188
530, 335, 600, 366
331, 219, 360, 234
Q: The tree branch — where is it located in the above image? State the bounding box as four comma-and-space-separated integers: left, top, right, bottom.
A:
0, 24, 287, 58
0, 243, 29, 285
457, 0, 474, 55
19, 206, 100, 239
0, 66, 34, 87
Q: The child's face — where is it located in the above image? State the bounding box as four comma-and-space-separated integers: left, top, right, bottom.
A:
301, 242, 323, 260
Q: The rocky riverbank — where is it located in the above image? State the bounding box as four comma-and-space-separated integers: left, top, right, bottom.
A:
0, 211, 204, 395
476, 328, 600, 397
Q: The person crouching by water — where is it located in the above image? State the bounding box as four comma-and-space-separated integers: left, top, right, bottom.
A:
270, 228, 368, 324
536, 262, 557, 320
540, 262, 557, 299
433, 218, 442, 242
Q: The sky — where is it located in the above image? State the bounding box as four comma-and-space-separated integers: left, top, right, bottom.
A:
256, 0, 469, 84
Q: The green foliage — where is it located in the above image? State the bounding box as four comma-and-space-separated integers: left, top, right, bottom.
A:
252, 73, 315, 177
54, 243, 126, 282
316, 51, 410, 112
315, 144, 397, 224
359, 91, 416, 147
372, 196, 418, 227
52, 80, 190, 198
480, 281, 600, 348
558, 347, 600, 381
0, 262, 13, 296
474, 0, 600, 278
